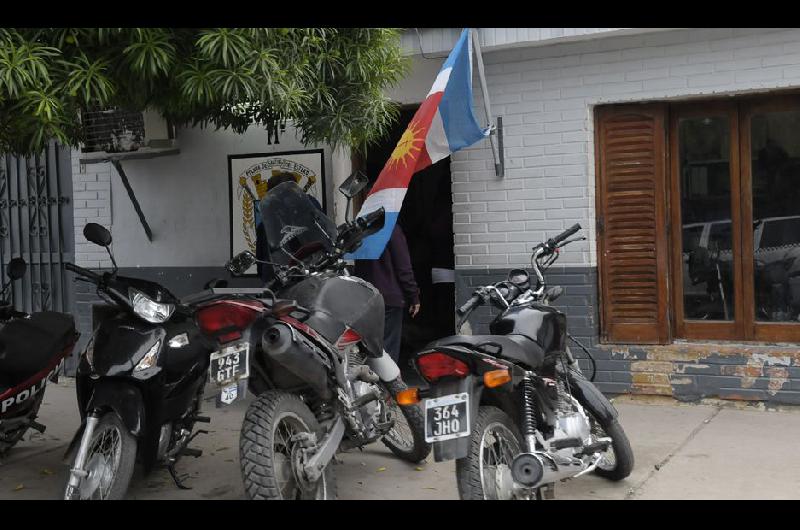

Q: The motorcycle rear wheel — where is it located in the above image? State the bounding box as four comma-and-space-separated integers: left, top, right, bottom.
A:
380, 378, 431, 463
240, 390, 337, 500
456, 406, 541, 500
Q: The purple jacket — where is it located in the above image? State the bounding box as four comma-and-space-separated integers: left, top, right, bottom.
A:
354, 225, 419, 308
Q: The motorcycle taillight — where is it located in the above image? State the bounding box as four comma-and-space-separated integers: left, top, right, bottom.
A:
417, 352, 470, 383
336, 328, 361, 348
196, 300, 262, 343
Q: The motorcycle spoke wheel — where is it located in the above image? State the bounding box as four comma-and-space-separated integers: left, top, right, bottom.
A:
272, 412, 328, 500
478, 423, 520, 500
590, 419, 617, 471
80, 425, 122, 500
384, 400, 415, 452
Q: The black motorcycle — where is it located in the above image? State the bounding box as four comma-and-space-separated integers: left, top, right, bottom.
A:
404, 224, 634, 500
63, 223, 218, 500
211, 181, 430, 500
0, 258, 78, 455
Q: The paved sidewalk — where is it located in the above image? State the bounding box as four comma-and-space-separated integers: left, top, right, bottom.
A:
1, 379, 798, 500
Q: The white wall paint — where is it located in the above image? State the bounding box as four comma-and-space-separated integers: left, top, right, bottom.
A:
392, 28, 800, 270
72, 124, 340, 268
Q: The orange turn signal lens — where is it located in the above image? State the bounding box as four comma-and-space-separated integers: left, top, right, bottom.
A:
396, 388, 421, 405
483, 369, 511, 388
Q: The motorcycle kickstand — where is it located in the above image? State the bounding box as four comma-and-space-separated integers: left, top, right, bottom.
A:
167, 463, 192, 490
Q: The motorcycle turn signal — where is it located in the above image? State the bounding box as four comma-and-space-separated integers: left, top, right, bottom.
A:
396, 387, 423, 405
483, 369, 511, 388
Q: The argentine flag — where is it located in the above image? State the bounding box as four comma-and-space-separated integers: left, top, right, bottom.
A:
347, 28, 490, 260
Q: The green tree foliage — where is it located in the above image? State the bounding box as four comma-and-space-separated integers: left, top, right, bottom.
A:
0, 28, 408, 155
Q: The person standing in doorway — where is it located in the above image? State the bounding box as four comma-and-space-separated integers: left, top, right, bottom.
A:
354, 224, 420, 363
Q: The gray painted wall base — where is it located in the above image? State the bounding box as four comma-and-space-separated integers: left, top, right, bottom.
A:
455, 267, 800, 406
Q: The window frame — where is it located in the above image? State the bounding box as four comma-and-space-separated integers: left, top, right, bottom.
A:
668, 100, 745, 341
739, 94, 800, 342
597, 92, 800, 344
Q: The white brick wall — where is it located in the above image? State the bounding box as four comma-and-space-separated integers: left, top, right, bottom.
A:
446, 28, 800, 269
70, 151, 113, 269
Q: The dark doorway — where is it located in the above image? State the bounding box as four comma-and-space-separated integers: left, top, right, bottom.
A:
363, 105, 456, 370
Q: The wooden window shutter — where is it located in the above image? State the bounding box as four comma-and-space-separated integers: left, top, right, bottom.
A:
595, 104, 670, 344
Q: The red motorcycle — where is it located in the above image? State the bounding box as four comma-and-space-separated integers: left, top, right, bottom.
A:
0, 258, 79, 455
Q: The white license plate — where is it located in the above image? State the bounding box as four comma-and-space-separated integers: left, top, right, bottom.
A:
209, 342, 249, 387
424, 393, 470, 443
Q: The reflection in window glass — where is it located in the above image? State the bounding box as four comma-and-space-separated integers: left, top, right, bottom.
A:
709, 222, 733, 252
751, 111, 800, 322
759, 217, 800, 248
679, 116, 734, 321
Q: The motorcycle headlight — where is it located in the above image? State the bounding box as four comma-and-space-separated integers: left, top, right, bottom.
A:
129, 288, 175, 324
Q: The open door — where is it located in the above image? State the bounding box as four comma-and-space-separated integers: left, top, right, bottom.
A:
361, 105, 456, 367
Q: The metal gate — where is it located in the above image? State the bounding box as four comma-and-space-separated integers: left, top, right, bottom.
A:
0, 143, 73, 315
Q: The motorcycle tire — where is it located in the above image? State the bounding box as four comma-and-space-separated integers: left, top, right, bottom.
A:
591, 418, 634, 481
66, 411, 137, 500
380, 378, 431, 464
456, 405, 541, 500
240, 390, 337, 500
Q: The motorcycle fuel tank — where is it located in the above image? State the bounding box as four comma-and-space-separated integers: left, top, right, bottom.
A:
490, 304, 566, 355
282, 273, 385, 357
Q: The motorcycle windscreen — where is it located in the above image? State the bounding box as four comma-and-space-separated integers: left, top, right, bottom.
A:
259, 181, 337, 267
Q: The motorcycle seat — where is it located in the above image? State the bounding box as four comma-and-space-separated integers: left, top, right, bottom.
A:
0, 312, 76, 388
426, 334, 545, 369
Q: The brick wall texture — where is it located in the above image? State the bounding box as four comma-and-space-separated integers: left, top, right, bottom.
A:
452, 28, 800, 270
449, 28, 800, 405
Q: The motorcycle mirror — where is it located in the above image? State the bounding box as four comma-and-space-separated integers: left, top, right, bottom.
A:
338, 170, 369, 199
226, 251, 257, 276
84, 223, 112, 247
6, 257, 26, 281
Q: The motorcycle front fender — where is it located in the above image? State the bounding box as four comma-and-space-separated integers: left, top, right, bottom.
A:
567, 368, 618, 425
428, 375, 482, 463
86, 380, 145, 437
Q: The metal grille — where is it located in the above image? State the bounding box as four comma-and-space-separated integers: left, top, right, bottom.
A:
81, 107, 145, 154
0, 143, 73, 314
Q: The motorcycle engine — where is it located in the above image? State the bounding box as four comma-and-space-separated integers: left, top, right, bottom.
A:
552, 381, 592, 449
344, 346, 388, 441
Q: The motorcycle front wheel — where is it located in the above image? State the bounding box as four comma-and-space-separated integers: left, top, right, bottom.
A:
240, 390, 336, 500
380, 378, 431, 463
64, 412, 137, 500
589, 415, 634, 481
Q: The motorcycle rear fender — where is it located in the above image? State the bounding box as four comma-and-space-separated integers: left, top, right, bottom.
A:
429, 375, 482, 462
567, 368, 618, 425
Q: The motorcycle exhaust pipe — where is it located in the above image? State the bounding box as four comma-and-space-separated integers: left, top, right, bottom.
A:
261, 322, 333, 399
510, 451, 586, 489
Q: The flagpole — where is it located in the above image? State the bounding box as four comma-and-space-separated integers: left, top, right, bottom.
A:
470, 28, 503, 178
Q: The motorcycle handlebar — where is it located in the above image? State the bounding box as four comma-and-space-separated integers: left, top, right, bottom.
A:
457, 293, 482, 316
358, 207, 386, 235
550, 223, 582, 246
64, 262, 102, 283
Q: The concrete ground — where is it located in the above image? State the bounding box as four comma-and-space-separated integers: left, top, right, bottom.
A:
1, 379, 799, 500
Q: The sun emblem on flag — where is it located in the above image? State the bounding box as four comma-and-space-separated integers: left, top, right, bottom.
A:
388, 120, 425, 169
